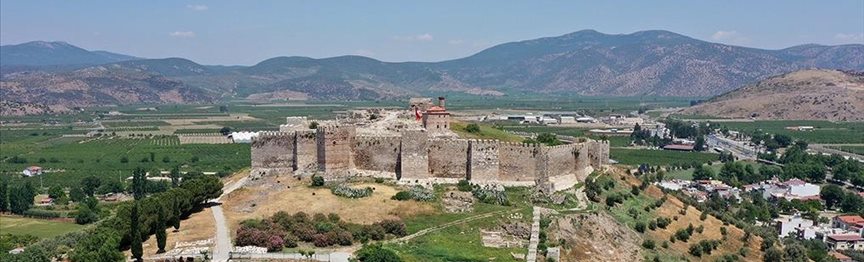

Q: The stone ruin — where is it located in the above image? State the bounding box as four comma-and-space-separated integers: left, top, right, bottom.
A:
251, 102, 610, 193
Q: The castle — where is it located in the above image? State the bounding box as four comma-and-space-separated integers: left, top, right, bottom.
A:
250, 100, 609, 193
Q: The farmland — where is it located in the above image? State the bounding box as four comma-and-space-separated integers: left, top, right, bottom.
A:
0, 216, 84, 239
610, 148, 719, 166
707, 120, 864, 144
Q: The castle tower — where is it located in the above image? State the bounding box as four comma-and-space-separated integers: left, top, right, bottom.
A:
422, 97, 450, 131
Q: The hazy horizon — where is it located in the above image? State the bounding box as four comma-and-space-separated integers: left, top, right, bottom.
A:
2, 0, 863, 65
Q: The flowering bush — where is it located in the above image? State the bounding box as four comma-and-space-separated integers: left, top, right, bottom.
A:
331, 184, 374, 198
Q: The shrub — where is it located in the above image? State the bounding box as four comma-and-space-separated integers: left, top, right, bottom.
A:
311, 176, 325, 187
642, 239, 655, 249
355, 243, 402, 262
700, 212, 708, 221
376, 219, 407, 237
465, 123, 481, 133
634, 222, 646, 233
472, 186, 509, 205
456, 180, 472, 192
675, 228, 691, 242
312, 233, 333, 247
335, 230, 354, 246
392, 186, 435, 201
266, 235, 284, 252
331, 184, 374, 198
283, 234, 299, 248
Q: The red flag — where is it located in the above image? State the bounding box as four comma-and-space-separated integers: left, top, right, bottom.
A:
415, 108, 422, 121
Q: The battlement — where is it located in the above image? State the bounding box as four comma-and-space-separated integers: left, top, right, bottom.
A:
252, 121, 609, 192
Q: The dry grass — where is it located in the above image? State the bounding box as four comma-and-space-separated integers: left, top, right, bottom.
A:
221, 175, 437, 235
616, 171, 764, 261
132, 207, 216, 257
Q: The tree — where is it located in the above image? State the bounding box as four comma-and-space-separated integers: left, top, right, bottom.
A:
80, 176, 102, 196
69, 186, 85, 202
763, 247, 783, 262
0, 179, 8, 212
9, 182, 35, 214
694, 136, 706, 151
465, 123, 481, 133
156, 206, 168, 254
355, 243, 402, 262
311, 176, 325, 187
782, 242, 808, 262
536, 133, 562, 146
170, 166, 181, 188
130, 203, 143, 262
132, 167, 146, 200
172, 195, 182, 232
219, 126, 232, 136
820, 184, 845, 210
75, 197, 101, 224
68, 227, 124, 262
309, 121, 319, 129
693, 164, 716, 181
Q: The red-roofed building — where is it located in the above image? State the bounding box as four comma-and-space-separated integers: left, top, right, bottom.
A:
826, 234, 864, 251
829, 251, 854, 262
422, 97, 450, 131
663, 144, 695, 151
833, 215, 864, 232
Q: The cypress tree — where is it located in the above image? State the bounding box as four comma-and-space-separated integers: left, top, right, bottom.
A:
156, 206, 167, 254
0, 179, 8, 212
132, 167, 146, 200
130, 203, 143, 262
172, 196, 181, 231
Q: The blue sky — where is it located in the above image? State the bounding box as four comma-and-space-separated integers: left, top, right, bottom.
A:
1, 1, 862, 65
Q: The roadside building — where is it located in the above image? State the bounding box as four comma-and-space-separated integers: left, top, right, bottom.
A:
833, 215, 864, 233
825, 234, 864, 251
22, 166, 42, 177
745, 178, 821, 201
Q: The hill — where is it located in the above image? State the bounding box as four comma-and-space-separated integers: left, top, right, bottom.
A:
0, 66, 213, 116
0, 41, 140, 66
2, 30, 863, 114
679, 69, 864, 121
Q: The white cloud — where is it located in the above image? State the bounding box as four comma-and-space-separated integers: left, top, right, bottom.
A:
448, 39, 464, 45
835, 33, 864, 42
710, 30, 750, 45
393, 33, 434, 42
169, 31, 196, 38
186, 4, 208, 11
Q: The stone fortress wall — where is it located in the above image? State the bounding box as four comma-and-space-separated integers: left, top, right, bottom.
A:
252, 124, 610, 192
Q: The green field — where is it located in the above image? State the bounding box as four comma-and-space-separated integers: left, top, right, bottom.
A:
834, 146, 864, 155
450, 122, 524, 142
0, 216, 84, 239
610, 148, 719, 166
0, 135, 250, 187
711, 120, 864, 144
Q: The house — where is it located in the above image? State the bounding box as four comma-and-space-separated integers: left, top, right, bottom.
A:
833, 215, 864, 233
22, 166, 42, 177
825, 234, 864, 251
8, 247, 24, 254
38, 197, 54, 206
775, 213, 814, 238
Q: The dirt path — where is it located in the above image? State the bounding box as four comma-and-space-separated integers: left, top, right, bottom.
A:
211, 175, 250, 262
389, 208, 518, 243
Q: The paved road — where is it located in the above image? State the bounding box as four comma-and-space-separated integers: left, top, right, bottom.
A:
811, 144, 864, 161
706, 134, 757, 160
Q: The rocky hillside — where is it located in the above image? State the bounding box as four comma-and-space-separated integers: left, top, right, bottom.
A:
0, 66, 212, 116
680, 69, 864, 121
2, 30, 863, 115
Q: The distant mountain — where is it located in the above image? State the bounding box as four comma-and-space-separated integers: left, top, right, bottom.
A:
435, 30, 864, 96
2, 31, 863, 115
679, 69, 864, 121
0, 41, 140, 66
0, 66, 212, 116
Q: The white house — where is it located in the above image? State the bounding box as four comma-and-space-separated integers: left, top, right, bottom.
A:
22, 166, 42, 177
775, 213, 814, 238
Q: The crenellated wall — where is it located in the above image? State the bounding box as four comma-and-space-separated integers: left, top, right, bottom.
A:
251, 131, 295, 174
353, 135, 400, 173
316, 125, 356, 171
251, 126, 608, 192
499, 142, 541, 183
399, 130, 429, 180
427, 139, 469, 178
468, 140, 500, 182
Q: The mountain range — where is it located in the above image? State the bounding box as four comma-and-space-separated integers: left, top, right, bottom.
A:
2, 30, 863, 115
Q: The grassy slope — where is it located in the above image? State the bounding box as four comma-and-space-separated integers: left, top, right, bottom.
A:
596, 170, 764, 261
450, 122, 524, 142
